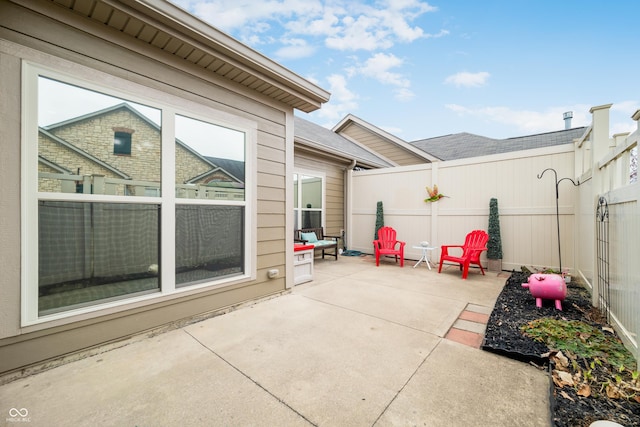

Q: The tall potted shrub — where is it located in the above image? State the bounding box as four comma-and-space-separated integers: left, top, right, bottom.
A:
374, 201, 384, 240
487, 198, 503, 272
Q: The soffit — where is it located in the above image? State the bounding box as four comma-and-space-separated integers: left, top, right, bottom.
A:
22, 0, 329, 112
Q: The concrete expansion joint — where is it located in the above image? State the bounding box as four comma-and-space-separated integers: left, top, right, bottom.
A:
183, 329, 317, 426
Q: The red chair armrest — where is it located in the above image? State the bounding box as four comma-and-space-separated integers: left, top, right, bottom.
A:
440, 244, 462, 256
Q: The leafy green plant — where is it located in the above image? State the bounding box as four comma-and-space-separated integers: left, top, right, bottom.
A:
487, 198, 503, 259
374, 201, 384, 240
521, 318, 635, 368
522, 317, 639, 402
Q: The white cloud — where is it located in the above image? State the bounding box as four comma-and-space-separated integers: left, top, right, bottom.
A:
326, 15, 393, 51
444, 101, 640, 137
610, 100, 640, 116
444, 104, 594, 134
361, 53, 409, 86
315, 74, 359, 121
369, 0, 437, 43
284, 9, 343, 37
274, 38, 316, 59
172, 0, 440, 52
394, 87, 415, 101
610, 100, 640, 135
425, 29, 449, 39
345, 53, 414, 101
444, 71, 490, 88
346, 52, 411, 91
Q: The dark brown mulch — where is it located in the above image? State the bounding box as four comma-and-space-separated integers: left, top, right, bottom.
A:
482, 271, 640, 427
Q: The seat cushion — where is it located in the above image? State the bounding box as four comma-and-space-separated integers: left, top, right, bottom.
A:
300, 232, 318, 243
314, 239, 336, 247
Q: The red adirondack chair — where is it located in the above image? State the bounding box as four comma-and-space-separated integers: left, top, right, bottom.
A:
438, 230, 489, 279
373, 226, 406, 267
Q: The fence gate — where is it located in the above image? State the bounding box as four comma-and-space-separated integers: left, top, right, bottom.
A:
596, 196, 610, 322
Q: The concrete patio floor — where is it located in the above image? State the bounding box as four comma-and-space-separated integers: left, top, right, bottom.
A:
0, 255, 550, 427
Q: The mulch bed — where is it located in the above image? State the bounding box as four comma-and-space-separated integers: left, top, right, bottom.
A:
482, 271, 640, 427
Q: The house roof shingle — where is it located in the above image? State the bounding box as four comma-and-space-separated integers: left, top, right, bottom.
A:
294, 116, 393, 168
410, 127, 588, 161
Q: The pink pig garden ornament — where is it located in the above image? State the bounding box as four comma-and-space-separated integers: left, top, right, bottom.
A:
521, 274, 567, 310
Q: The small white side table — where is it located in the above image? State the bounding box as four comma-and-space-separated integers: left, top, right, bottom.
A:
412, 245, 436, 270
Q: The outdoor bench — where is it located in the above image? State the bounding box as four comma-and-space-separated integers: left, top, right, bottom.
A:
294, 227, 340, 260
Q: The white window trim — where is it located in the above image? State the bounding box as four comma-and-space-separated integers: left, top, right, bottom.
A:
21, 61, 257, 328
293, 168, 326, 230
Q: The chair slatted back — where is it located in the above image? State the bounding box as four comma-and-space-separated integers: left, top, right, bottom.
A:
462, 230, 489, 262
376, 226, 398, 249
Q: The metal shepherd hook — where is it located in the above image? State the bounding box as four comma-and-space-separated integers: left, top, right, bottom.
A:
537, 168, 580, 273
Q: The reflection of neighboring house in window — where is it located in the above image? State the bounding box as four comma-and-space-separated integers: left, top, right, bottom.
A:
38, 128, 131, 193
38, 103, 244, 195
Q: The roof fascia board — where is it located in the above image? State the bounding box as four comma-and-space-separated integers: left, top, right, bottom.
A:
38, 155, 72, 174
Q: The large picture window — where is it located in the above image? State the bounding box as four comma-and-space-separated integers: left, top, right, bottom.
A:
22, 64, 254, 325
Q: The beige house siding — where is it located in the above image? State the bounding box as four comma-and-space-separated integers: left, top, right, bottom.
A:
338, 122, 424, 166
0, 0, 311, 375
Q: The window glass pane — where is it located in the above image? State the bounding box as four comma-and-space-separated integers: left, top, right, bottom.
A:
114, 132, 132, 155
301, 210, 322, 229
301, 175, 322, 208
175, 205, 244, 287
175, 115, 245, 200
37, 77, 161, 196
38, 201, 160, 315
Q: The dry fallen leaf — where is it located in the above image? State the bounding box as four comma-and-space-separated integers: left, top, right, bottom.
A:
551, 351, 569, 370
559, 390, 575, 401
577, 384, 591, 397
553, 370, 575, 388
606, 385, 621, 399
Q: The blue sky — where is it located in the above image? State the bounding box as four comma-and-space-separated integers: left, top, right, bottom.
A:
170, 0, 639, 141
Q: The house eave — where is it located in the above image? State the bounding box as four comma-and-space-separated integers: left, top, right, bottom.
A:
7, 0, 330, 112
